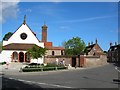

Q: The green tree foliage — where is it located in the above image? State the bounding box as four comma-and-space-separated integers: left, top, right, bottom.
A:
3, 32, 13, 41
27, 45, 46, 59
63, 37, 86, 55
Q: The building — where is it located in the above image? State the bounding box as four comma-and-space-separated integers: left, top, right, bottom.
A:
0, 15, 64, 63
107, 42, 120, 62
85, 39, 105, 56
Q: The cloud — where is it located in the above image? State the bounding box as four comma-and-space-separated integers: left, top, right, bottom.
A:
25, 9, 32, 13
0, 0, 20, 23
56, 15, 116, 23
60, 26, 69, 29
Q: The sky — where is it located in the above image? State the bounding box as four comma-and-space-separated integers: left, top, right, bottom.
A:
1, 1, 119, 51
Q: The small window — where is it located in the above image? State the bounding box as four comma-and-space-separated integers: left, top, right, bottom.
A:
61, 50, 64, 55
52, 51, 55, 55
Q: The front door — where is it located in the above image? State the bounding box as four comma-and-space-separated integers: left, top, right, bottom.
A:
72, 57, 76, 67
19, 52, 24, 62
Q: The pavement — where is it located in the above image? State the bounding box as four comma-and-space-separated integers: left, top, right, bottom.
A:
1, 63, 119, 89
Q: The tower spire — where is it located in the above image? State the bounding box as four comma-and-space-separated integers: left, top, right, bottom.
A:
95, 38, 98, 44
23, 15, 26, 25
44, 20, 46, 25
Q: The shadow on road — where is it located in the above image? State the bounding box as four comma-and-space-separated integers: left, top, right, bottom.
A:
2, 77, 43, 90
113, 79, 120, 84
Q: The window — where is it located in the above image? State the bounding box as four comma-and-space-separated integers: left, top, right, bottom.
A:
20, 33, 27, 40
61, 50, 64, 55
52, 51, 55, 55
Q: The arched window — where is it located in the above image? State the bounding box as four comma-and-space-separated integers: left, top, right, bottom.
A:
12, 52, 18, 62
52, 51, 55, 56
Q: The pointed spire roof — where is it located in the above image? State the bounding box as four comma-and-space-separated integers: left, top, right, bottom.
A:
42, 20, 47, 28
95, 38, 98, 44
23, 15, 26, 25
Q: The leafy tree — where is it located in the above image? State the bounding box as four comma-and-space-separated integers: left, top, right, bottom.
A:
84, 48, 88, 55
63, 37, 86, 55
104, 51, 107, 53
27, 45, 46, 63
3, 32, 13, 41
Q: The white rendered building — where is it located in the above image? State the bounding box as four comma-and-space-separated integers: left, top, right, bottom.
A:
1, 16, 44, 64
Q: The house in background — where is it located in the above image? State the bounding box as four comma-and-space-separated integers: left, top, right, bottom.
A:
0, 15, 64, 63
85, 39, 105, 56
107, 42, 119, 62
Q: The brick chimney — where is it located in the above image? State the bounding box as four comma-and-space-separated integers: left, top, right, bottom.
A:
91, 41, 93, 45
88, 42, 90, 46
42, 21, 47, 42
95, 38, 98, 44
110, 42, 112, 47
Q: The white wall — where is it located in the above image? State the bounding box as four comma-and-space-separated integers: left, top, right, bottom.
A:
0, 50, 44, 64
0, 50, 13, 62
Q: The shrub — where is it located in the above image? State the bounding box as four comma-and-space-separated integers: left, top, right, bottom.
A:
22, 66, 67, 72
45, 63, 58, 67
0, 61, 6, 65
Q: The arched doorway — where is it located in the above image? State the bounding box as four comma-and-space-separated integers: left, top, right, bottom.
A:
19, 52, 24, 62
25, 53, 30, 62
12, 52, 18, 62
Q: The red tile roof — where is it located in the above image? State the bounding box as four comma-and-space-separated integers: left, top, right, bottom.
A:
3, 43, 40, 50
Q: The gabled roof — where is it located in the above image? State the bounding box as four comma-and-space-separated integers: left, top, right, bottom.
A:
85, 44, 96, 52
3, 43, 40, 50
7, 23, 41, 42
85, 43, 103, 53
109, 44, 120, 51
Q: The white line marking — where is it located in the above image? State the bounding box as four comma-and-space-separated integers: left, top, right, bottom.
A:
8, 77, 73, 88
115, 66, 120, 73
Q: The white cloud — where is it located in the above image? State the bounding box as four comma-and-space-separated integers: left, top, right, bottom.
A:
25, 9, 32, 13
60, 26, 69, 29
0, 0, 20, 23
55, 15, 116, 23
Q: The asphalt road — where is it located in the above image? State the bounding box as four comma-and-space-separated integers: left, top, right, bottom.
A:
1, 63, 120, 89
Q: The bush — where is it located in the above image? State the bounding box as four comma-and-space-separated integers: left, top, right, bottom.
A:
22, 66, 67, 72
0, 61, 6, 65
45, 63, 58, 67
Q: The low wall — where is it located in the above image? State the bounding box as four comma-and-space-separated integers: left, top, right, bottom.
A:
84, 55, 107, 67
44, 55, 107, 68
44, 56, 71, 66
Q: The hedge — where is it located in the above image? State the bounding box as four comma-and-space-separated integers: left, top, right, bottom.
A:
0, 62, 6, 65
22, 67, 67, 72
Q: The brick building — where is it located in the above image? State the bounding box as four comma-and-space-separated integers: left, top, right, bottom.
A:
107, 42, 120, 62
85, 39, 105, 56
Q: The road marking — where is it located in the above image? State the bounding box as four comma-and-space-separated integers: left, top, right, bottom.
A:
8, 77, 73, 88
115, 66, 120, 73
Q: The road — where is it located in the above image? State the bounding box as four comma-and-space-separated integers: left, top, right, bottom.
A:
1, 63, 120, 89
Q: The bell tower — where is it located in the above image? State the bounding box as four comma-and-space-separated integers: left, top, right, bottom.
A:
42, 21, 48, 42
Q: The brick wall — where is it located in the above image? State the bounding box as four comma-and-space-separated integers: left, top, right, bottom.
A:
44, 56, 71, 66
84, 55, 107, 67
46, 50, 62, 56
44, 55, 107, 67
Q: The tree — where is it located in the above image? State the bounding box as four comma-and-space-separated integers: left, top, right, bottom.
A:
27, 45, 46, 63
63, 37, 86, 55
3, 32, 13, 41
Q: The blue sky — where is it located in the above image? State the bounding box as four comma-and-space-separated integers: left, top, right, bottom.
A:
1, 2, 118, 51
